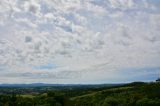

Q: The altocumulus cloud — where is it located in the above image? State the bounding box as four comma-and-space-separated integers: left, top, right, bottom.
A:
0, 0, 160, 84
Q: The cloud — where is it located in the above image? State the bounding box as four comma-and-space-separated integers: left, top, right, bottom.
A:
24, 0, 41, 14
0, 0, 160, 83
25, 36, 32, 43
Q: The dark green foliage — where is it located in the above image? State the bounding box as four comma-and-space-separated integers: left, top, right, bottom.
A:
136, 98, 160, 106
0, 82, 159, 106
71, 82, 160, 106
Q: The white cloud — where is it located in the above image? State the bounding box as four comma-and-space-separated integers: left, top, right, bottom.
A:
0, 0, 160, 83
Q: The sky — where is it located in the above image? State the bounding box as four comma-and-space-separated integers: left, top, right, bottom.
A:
0, 0, 160, 84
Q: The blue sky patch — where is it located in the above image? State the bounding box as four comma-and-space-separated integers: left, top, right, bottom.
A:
33, 63, 57, 70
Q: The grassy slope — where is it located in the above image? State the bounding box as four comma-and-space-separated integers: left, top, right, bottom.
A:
70, 82, 160, 106
70, 86, 133, 100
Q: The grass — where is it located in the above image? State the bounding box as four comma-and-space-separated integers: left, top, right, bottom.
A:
70, 86, 133, 100
20, 94, 35, 98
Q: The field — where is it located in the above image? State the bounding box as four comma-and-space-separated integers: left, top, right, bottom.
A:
0, 82, 160, 106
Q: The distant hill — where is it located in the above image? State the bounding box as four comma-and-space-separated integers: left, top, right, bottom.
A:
0, 83, 70, 87
0, 83, 121, 87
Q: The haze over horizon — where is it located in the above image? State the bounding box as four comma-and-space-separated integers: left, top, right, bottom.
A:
0, 0, 160, 84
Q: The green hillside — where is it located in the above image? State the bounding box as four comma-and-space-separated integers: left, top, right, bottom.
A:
71, 82, 160, 106
0, 82, 159, 106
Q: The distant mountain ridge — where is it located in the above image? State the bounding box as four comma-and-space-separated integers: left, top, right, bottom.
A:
0, 83, 121, 87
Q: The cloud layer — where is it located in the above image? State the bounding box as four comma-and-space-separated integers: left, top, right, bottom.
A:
0, 0, 160, 84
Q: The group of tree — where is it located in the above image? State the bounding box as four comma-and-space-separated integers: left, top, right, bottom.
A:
0, 91, 69, 106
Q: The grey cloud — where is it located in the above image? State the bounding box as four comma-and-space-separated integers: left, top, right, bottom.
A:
2, 72, 49, 79
55, 71, 81, 79
56, 50, 68, 55
25, 36, 32, 43
118, 26, 132, 40
24, 1, 41, 14
2, 70, 81, 80
34, 41, 42, 51
144, 36, 160, 43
